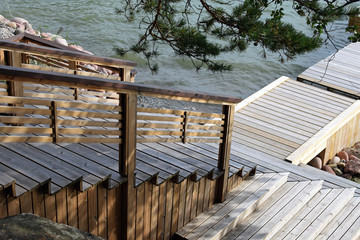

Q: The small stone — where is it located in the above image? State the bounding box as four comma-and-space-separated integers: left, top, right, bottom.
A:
327, 163, 338, 168
5, 22, 17, 29
342, 173, 352, 180
330, 156, 340, 164
344, 160, 360, 175
25, 29, 36, 35
11, 17, 28, 25
338, 151, 349, 162
350, 155, 360, 161
14, 29, 24, 35
308, 157, 322, 169
322, 165, 336, 175
53, 37, 68, 46
69, 44, 84, 51
24, 23, 32, 31
0, 15, 8, 24
333, 167, 343, 176
337, 161, 346, 169
354, 142, 360, 149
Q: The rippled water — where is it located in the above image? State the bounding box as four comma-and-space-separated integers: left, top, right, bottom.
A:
0, 1, 353, 98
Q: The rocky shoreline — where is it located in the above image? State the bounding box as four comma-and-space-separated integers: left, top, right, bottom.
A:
309, 142, 360, 183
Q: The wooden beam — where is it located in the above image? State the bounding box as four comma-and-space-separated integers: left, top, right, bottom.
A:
215, 104, 235, 203
119, 93, 137, 240
0, 65, 241, 105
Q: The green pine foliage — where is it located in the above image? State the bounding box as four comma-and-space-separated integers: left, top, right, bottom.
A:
115, 0, 360, 73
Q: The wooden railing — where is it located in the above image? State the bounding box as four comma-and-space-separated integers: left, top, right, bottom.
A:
0, 60, 240, 238
0, 36, 136, 82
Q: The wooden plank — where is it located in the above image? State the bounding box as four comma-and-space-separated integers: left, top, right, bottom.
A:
20, 192, 33, 213
97, 184, 107, 239
137, 115, 183, 122
203, 178, 211, 211
0, 65, 241, 105
58, 128, 121, 136
107, 187, 118, 240
55, 189, 67, 224
157, 182, 166, 240
0, 136, 53, 143
164, 181, 174, 240
88, 186, 98, 236
190, 180, 199, 220
171, 182, 180, 236
143, 181, 152, 240
57, 109, 121, 120
7, 197, 20, 216
0, 116, 51, 125
177, 180, 187, 229
135, 184, 145, 240
0, 105, 51, 115
184, 179, 192, 225
44, 193, 57, 222
58, 119, 121, 128
0, 126, 52, 134
67, 185, 78, 228
0, 190, 7, 218
197, 177, 205, 215
150, 184, 159, 240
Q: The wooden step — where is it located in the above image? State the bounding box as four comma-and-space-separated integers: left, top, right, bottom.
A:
272, 187, 355, 240
175, 172, 289, 240
221, 180, 323, 240
316, 196, 360, 240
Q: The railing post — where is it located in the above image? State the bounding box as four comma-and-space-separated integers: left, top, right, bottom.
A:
119, 93, 137, 240
7, 51, 24, 97
215, 104, 235, 203
0, 49, 5, 65
120, 68, 132, 82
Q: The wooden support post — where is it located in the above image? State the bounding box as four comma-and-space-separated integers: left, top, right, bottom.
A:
119, 93, 137, 240
69, 61, 79, 100
120, 68, 132, 82
215, 104, 235, 203
7, 51, 24, 97
0, 50, 5, 65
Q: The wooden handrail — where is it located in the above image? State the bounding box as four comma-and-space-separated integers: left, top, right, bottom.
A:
0, 38, 137, 68
0, 65, 242, 105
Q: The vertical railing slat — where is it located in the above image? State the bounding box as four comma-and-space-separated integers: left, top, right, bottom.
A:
182, 111, 188, 143
50, 101, 58, 143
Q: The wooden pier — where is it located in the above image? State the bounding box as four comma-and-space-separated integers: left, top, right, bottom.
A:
1, 35, 360, 239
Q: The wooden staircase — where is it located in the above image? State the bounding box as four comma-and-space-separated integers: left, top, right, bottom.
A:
175, 172, 360, 240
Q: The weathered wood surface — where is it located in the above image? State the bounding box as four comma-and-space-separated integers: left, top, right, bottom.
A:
298, 41, 360, 99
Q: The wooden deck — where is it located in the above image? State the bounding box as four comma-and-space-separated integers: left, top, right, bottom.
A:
2, 36, 360, 239
298, 41, 360, 99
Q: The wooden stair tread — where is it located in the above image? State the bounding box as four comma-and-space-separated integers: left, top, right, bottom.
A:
175, 172, 288, 240
273, 187, 355, 240
316, 196, 360, 240
221, 180, 323, 240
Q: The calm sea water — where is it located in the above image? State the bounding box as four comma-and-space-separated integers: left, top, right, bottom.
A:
0, 0, 353, 98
